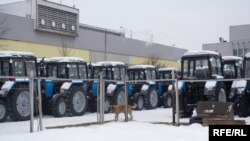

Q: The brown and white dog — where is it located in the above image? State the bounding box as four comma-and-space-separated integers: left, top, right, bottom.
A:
110, 104, 137, 121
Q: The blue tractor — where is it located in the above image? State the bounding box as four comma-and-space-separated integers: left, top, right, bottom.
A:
0, 51, 37, 122
39, 57, 88, 117
87, 61, 126, 113
127, 65, 158, 110
157, 67, 179, 108
229, 54, 250, 117
173, 50, 227, 117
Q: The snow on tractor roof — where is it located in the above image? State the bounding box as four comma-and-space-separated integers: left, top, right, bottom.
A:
128, 65, 155, 69
93, 61, 126, 67
48, 57, 85, 63
222, 56, 243, 61
245, 52, 250, 58
183, 50, 220, 56
158, 67, 178, 71
0, 51, 34, 57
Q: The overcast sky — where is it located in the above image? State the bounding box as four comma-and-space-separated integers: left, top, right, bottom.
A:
1, 0, 250, 51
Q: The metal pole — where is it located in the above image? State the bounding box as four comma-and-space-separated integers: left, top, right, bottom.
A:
175, 79, 180, 126
37, 79, 43, 131
171, 70, 175, 125
124, 82, 128, 122
97, 80, 100, 124
29, 72, 34, 133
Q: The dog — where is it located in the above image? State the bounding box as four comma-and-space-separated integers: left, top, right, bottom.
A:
110, 104, 137, 121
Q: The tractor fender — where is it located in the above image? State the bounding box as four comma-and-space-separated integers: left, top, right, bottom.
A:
60, 80, 84, 96
0, 81, 15, 97
229, 80, 247, 100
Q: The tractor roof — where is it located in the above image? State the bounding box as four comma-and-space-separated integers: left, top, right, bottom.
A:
0, 51, 34, 57
183, 50, 220, 57
158, 67, 179, 72
48, 57, 85, 63
92, 61, 126, 67
128, 65, 155, 69
222, 56, 243, 61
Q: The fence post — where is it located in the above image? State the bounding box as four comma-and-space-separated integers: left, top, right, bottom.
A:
37, 78, 43, 131
98, 73, 104, 124
171, 70, 175, 125
124, 81, 128, 122
175, 79, 180, 126
29, 71, 34, 133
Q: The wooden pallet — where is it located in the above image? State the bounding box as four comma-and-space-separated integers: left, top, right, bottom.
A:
202, 118, 246, 126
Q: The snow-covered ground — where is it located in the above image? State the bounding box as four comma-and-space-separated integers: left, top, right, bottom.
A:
0, 108, 249, 141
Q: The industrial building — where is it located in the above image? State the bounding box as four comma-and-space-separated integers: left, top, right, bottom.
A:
203, 24, 250, 57
0, 0, 187, 67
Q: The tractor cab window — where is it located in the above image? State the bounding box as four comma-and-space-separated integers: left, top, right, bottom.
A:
0, 60, 10, 76
106, 67, 112, 80
146, 69, 156, 80
79, 64, 87, 79
210, 57, 222, 76
223, 63, 235, 78
113, 67, 120, 80
12, 60, 25, 76
245, 59, 250, 78
68, 64, 78, 79
183, 59, 194, 79
47, 65, 57, 78
128, 70, 145, 80
93, 67, 101, 79
58, 65, 66, 78
182, 58, 209, 79
159, 71, 172, 79
120, 67, 125, 80
26, 60, 37, 77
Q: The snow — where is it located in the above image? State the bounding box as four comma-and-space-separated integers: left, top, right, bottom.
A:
222, 56, 243, 61
205, 81, 217, 89
158, 67, 178, 71
48, 57, 85, 63
231, 80, 247, 94
0, 108, 250, 141
0, 51, 34, 57
60, 82, 72, 90
93, 61, 126, 67
183, 50, 220, 56
128, 65, 155, 69
245, 52, 250, 58
141, 84, 149, 91
107, 83, 116, 94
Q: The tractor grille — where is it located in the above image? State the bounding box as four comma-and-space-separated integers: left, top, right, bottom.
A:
186, 82, 205, 104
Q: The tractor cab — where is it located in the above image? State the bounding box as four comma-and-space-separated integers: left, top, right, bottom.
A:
0, 51, 37, 122
88, 61, 126, 112
157, 67, 179, 108
177, 50, 226, 117
230, 54, 250, 117
222, 56, 243, 79
42, 57, 88, 117
127, 65, 158, 110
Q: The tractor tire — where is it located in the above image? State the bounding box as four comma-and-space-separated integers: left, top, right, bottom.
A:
133, 93, 144, 110
8, 89, 30, 121
216, 86, 227, 102
181, 94, 193, 118
67, 87, 88, 116
52, 94, 67, 117
112, 88, 125, 105
163, 92, 172, 108
0, 99, 8, 122
104, 97, 111, 113
144, 88, 159, 110
234, 96, 248, 117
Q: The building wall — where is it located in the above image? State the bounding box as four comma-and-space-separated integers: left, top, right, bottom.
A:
0, 13, 186, 62
203, 24, 250, 57
0, 39, 90, 61
230, 24, 250, 41
0, 1, 32, 18
202, 42, 233, 56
